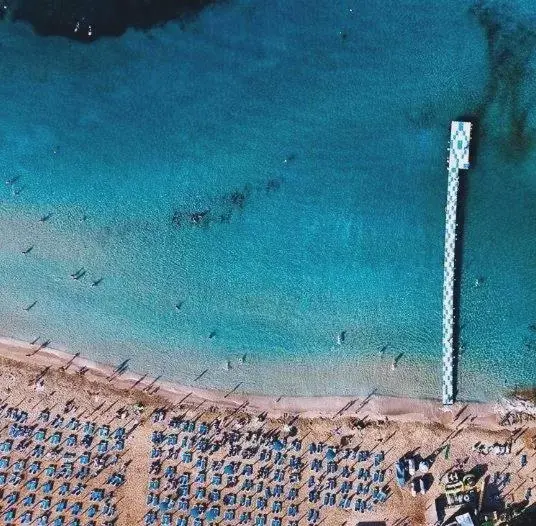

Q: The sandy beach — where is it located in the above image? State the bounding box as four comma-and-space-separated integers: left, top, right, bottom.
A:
0, 336, 534, 525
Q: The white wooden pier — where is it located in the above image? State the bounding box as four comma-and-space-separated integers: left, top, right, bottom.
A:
442, 121, 472, 405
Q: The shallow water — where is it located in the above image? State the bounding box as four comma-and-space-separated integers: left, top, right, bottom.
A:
0, 0, 534, 400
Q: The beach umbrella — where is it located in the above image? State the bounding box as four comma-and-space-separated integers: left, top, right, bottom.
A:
224, 464, 234, 475
273, 440, 283, 452
190, 506, 202, 518
326, 448, 336, 461
206, 509, 218, 521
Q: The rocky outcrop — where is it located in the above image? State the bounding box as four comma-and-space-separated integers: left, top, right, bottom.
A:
2, 0, 222, 41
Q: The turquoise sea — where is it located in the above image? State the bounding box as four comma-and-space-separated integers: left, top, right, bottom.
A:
0, 0, 534, 400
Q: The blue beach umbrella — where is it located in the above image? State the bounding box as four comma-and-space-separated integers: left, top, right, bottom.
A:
190, 506, 203, 518
273, 440, 284, 452
326, 448, 336, 461
224, 464, 234, 475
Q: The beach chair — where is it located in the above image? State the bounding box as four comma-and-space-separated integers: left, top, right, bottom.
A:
23, 494, 35, 507
21, 511, 33, 524
239, 511, 251, 524
67, 418, 80, 430
52, 415, 64, 428
99, 425, 110, 438
0, 439, 12, 452
3, 509, 15, 522
71, 483, 85, 496
42, 480, 54, 493
59, 482, 70, 495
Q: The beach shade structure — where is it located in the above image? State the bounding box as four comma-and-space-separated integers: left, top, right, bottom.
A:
147, 493, 159, 507
239, 511, 252, 523
224, 509, 236, 520
273, 440, 284, 452
3, 509, 15, 522
67, 417, 80, 430
13, 459, 25, 473
0, 440, 13, 452
90, 489, 105, 501
59, 482, 70, 495
52, 415, 64, 428
113, 427, 126, 439
206, 507, 219, 521
21, 511, 33, 524
38, 410, 50, 422
395, 459, 407, 487
42, 480, 54, 493
71, 483, 85, 496
8, 473, 21, 485
22, 494, 35, 507
209, 489, 221, 502
99, 425, 110, 438
190, 505, 205, 518
28, 461, 40, 474
23, 476, 37, 490
148, 478, 160, 491
6, 491, 19, 505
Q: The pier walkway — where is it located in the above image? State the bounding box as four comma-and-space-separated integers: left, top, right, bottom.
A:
442, 121, 472, 405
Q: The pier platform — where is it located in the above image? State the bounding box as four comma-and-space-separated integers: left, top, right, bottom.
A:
442, 121, 472, 405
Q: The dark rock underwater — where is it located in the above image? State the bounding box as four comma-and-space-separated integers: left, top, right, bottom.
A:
0, 0, 221, 41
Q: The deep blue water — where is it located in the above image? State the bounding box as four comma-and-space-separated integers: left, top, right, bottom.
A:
0, 0, 534, 399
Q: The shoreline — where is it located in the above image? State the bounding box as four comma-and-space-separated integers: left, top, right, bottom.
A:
0, 335, 522, 430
